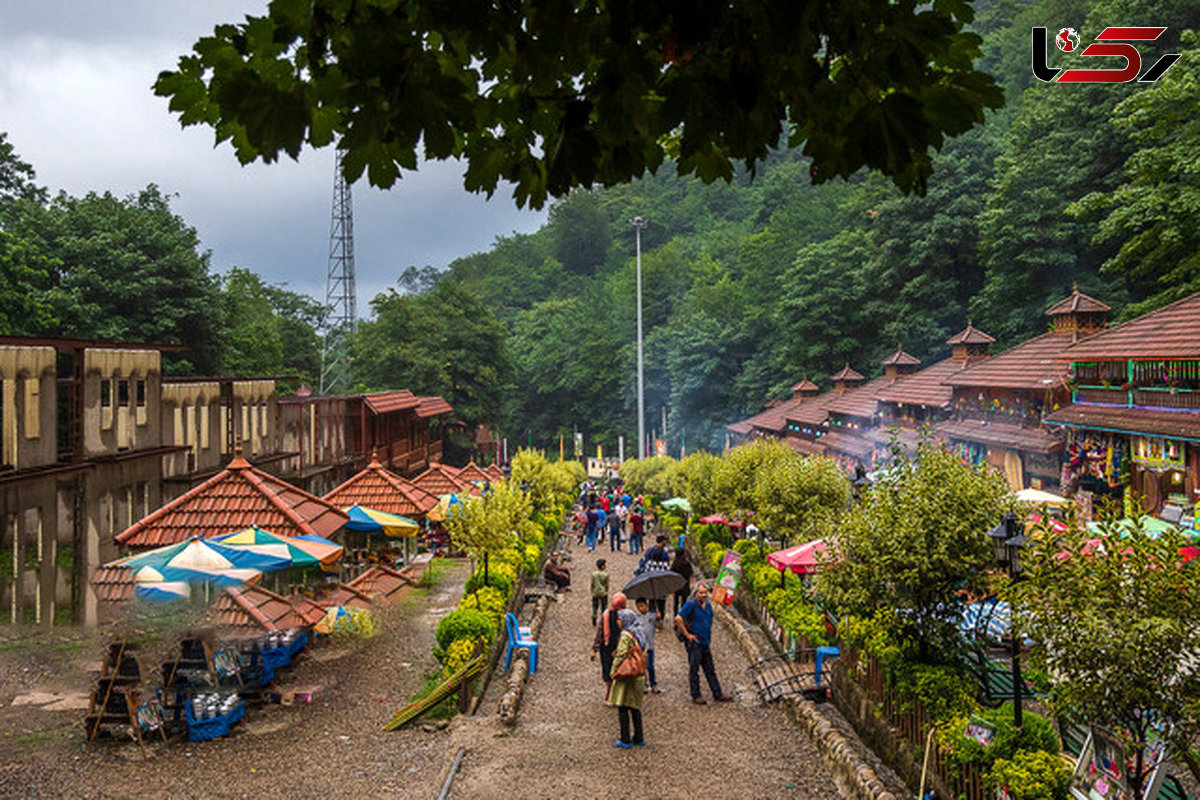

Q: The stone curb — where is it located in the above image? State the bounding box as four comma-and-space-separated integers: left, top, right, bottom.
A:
496, 593, 552, 724
713, 602, 901, 800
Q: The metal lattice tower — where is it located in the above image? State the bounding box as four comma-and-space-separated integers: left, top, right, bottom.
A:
320, 151, 357, 394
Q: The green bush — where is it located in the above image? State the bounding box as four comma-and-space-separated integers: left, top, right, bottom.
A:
459, 585, 508, 626
697, 523, 733, 550
841, 610, 978, 724
989, 750, 1071, 800
748, 562, 783, 599
703, 541, 726, 574
464, 561, 517, 596
765, 585, 831, 646
943, 704, 1059, 771
435, 608, 496, 652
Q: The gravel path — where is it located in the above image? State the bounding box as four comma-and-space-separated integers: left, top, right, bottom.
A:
446, 535, 843, 800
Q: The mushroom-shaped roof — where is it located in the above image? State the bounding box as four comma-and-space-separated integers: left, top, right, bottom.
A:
1045, 286, 1111, 316
830, 364, 865, 383
880, 346, 920, 367
946, 321, 996, 345
790, 377, 820, 394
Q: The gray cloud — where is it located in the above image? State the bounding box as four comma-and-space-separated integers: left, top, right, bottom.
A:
0, 1, 547, 315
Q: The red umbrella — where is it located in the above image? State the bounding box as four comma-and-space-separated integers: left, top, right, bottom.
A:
698, 514, 727, 525
767, 538, 829, 575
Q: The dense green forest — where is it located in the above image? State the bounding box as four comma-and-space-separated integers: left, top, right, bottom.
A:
1, 0, 1199, 459
378, 0, 1200, 455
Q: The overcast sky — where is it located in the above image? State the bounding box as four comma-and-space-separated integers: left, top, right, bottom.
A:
0, 0, 547, 314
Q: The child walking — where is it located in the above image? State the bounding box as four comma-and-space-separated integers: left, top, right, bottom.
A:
591, 559, 609, 627
634, 597, 661, 693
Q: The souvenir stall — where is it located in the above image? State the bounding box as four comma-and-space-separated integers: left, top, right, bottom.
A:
1068, 725, 1173, 800
1061, 431, 1131, 519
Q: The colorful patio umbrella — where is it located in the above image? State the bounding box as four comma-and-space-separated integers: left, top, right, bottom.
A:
698, 514, 728, 525
661, 497, 691, 513
1014, 488, 1069, 507
426, 493, 462, 523
131, 560, 261, 589
120, 537, 288, 579
343, 505, 420, 537
133, 577, 192, 602
767, 538, 830, 575
214, 526, 344, 567
1086, 516, 1180, 538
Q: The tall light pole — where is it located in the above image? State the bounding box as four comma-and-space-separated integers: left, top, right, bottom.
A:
631, 217, 647, 459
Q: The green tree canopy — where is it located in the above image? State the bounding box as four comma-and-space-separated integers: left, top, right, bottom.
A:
818, 442, 1011, 661
155, 0, 1002, 208
1013, 517, 1200, 800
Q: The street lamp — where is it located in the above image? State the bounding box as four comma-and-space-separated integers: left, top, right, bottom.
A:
989, 512, 1026, 729
630, 216, 647, 459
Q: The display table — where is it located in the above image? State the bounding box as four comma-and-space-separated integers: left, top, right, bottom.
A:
185, 697, 245, 742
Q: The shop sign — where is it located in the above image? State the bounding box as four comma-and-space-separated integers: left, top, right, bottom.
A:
712, 550, 742, 606
1131, 436, 1185, 470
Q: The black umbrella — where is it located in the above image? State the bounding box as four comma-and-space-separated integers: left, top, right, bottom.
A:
622, 569, 685, 599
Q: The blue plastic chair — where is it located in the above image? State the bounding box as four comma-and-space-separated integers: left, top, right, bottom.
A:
504, 613, 538, 675
814, 645, 840, 686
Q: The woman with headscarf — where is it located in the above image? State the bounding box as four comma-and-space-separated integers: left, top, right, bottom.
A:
608, 608, 647, 748
590, 592, 626, 688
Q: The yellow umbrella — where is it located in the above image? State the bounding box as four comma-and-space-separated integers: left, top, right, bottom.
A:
343, 505, 420, 537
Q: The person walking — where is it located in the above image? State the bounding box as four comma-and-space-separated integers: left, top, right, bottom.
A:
670, 549, 693, 616
585, 506, 600, 552
596, 505, 608, 546
591, 593, 626, 689
633, 597, 661, 693
590, 559, 609, 627
608, 510, 622, 552
608, 609, 647, 748
640, 534, 671, 616
674, 584, 732, 705
628, 507, 645, 554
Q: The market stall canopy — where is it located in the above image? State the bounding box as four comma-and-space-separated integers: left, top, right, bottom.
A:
1085, 516, 1181, 538
214, 526, 344, 567
661, 497, 692, 513
698, 514, 728, 525
133, 580, 191, 602
343, 505, 420, 537
323, 455, 438, 518
767, 538, 829, 575
426, 493, 462, 522
132, 562, 261, 588
1014, 488, 1069, 507
119, 536, 288, 578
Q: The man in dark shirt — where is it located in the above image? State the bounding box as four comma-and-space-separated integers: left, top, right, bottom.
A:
674, 584, 732, 705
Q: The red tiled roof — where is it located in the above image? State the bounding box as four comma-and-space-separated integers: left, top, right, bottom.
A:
289, 593, 329, 627
213, 584, 309, 631
1061, 291, 1200, 360
933, 419, 1063, 453
455, 461, 493, 485
346, 564, 418, 605
830, 364, 865, 383
412, 462, 470, 496
827, 375, 896, 418
91, 565, 135, 603
786, 391, 848, 426
1046, 288, 1111, 316
789, 378, 820, 394
116, 455, 349, 548
876, 357, 967, 408
727, 419, 754, 435
485, 464, 504, 481
364, 390, 420, 414
947, 322, 996, 345
818, 431, 875, 460
945, 332, 1075, 390
737, 396, 807, 436
416, 396, 453, 418
318, 582, 375, 610
1044, 404, 1200, 441
323, 456, 438, 516
785, 437, 826, 456
881, 347, 920, 367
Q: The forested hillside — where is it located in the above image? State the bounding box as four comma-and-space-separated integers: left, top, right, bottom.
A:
360, 0, 1200, 454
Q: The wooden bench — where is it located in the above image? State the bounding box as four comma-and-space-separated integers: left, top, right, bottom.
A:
747, 652, 825, 703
